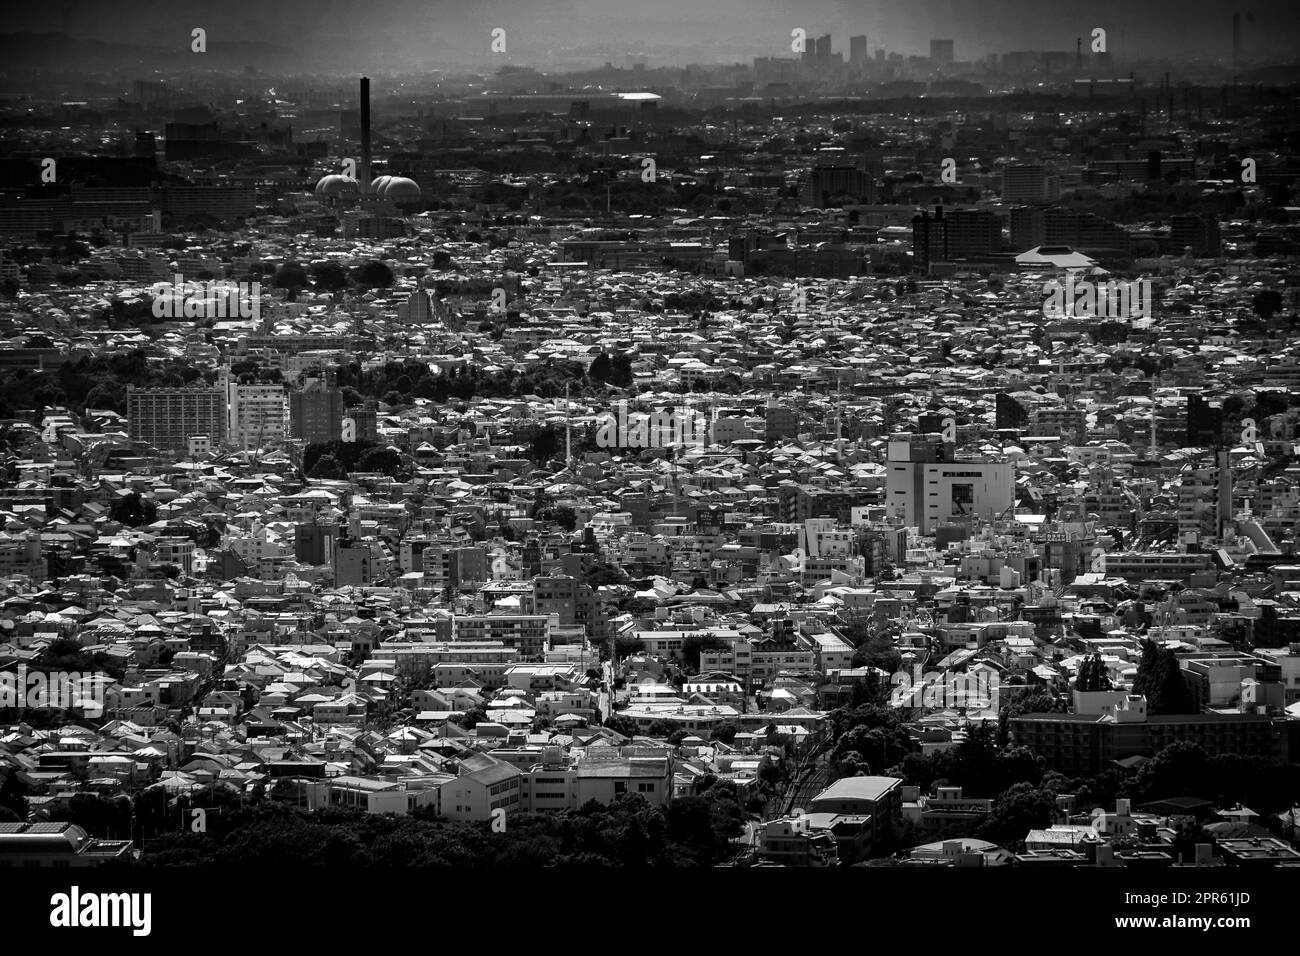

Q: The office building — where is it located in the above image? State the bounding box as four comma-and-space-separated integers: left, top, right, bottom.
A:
885, 433, 1014, 533
944, 208, 1001, 259
929, 39, 954, 68
912, 206, 947, 272
1002, 164, 1048, 204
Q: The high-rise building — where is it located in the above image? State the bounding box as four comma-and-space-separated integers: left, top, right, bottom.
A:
291, 379, 346, 444
929, 39, 954, 67
1001, 164, 1048, 204
127, 386, 226, 455
912, 206, 947, 272
814, 34, 832, 60
802, 164, 875, 207
1010, 205, 1047, 250
1171, 214, 1222, 258
295, 523, 338, 565
344, 402, 379, 443
228, 383, 288, 450
849, 35, 868, 67
1043, 207, 1132, 257
944, 209, 1001, 259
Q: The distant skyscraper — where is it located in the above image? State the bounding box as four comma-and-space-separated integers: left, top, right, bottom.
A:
849, 35, 867, 66
814, 34, 832, 60
930, 39, 954, 67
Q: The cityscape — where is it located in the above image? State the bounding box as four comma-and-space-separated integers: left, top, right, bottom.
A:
0, 0, 1297, 921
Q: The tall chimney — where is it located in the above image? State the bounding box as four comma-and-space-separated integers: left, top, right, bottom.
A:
360, 75, 372, 192
1218, 449, 1233, 539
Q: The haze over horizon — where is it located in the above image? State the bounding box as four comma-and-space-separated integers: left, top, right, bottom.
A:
6, 0, 1299, 73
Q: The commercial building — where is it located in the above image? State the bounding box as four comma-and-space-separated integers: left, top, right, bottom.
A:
885, 433, 1014, 534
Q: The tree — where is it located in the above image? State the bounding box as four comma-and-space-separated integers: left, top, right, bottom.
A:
978, 783, 1056, 848
526, 423, 563, 463
355, 445, 402, 476
450, 705, 489, 729
310, 260, 349, 292
308, 453, 346, 480
0, 773, 28, 821
1075, 652, 1111, 692
588, 351, 613, 384
273, 263, 310, 298
601, 714, 639, 737
1252, 289, 1283, 320
709, 723, 739, 745
352, 260, 395, 289
111, 491, 156, 527
613, 635, 645, 659
1131, 639, 1159, 697
681, 633, 727, 670
1133, 641, 1194, 715
646, 719, 678, 739
1128, 741, 1210, 802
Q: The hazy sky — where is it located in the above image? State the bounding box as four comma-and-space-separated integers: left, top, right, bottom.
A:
10, 0, 1299, 68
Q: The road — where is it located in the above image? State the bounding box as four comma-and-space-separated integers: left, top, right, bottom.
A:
598, 658, 614, 721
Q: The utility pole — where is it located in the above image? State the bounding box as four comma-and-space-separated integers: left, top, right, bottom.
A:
564, 382, 572, 470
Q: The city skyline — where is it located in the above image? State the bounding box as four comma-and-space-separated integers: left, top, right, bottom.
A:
3, 0, 1298, 72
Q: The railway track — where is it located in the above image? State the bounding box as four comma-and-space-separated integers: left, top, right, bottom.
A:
779, 738, 834, 817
